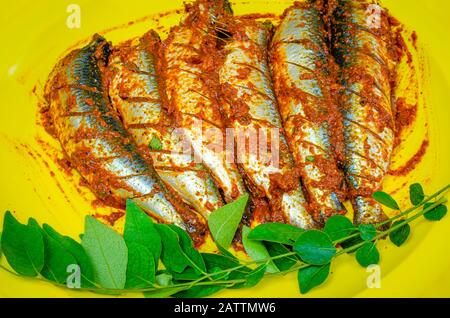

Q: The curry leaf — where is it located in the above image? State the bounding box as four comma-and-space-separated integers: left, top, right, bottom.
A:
208, 194, 249, 249
29, 219, 78, 285
242, 226, 278, 273
389, 221, 410, 247
298, 263, 330, 294
294, 230, 336, 265
1, 212, 44, 277
171, 267, 203, 281
43, 224, 95, 287
124, 199, 161, 265
81, 216, 128, 289
125, 243, 155, 289
409, 183, 425, 206
355, 242, 380, 267
248, 223, 304, 245
424, 203, 447, 221
265, 242, 297, 271
202, 253, 239, 271
155, 272, 173, 286
168, 225, 206, 274
373, 192, 400, 210
229, 264, 267, 289
324, 215, 355, 242
359, 224, 377, 241
155, 224, 190, 273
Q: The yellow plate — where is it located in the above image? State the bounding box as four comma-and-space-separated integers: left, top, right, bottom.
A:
0, 0, 449, 297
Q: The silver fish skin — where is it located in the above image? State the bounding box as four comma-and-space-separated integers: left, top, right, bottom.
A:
270, 1, 346, 223
108, 31, 223, 219
332, 0, 396, 225
162, 0, 248, 203
219, 20, 316, 229
45, 35, 204, 236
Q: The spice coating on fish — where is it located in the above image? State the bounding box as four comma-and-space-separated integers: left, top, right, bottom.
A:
270, 1, 346, 223
331, 0, 396, 225
45, 35, 207, 241
161, 0, 248, 205
219, 19, 316, 229
108, 31, 223, 219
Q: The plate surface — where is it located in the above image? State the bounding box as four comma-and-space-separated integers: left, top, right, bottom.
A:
0, 0, 449, 297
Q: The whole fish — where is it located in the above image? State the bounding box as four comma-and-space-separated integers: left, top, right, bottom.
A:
219, 19, 316, 229
162, 0, 248, 204
270, 1, 346, 223
332, 0, 396, 225
44, 35, 207, 242
108, 31, 223, 219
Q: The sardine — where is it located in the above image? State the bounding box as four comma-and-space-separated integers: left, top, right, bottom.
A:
45, 35, 207, 241
270, 1, 346, 223
332, 0, 396, 225
108, 31, 223, 219
162, 0, 248, 204
219, 19, 316, 229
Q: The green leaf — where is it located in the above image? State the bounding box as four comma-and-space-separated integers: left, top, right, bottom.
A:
202, 253, 239, 272
242, 226, 278, 273
0, 231, 2, 259
293, 230, 336, 265
1, 212, 44, 277
202, 253, 244, 280
155, 272, 173, 286
208, 194, 249, 249
373, 191, 400, 210
125, 243, 155, 289
173, 285, 225, 298
81, 216, 128, 289
29, 219, 78, 285
324, 215, 356, 242
409, 183, 425, 206
234, 264, 267, 289
306, 155, 315, 162
148, 135, 163, 150
124, 199, 161, 265
206, 266, 229, 281
298, 263, 330, 294
155, 224, 190, 273
355, 242, 380, 267
229, 264, 267, 289
216, 243, 238, 260
389, 221, 410, 247
264, 242, 297, 271
424, 203, 447, 221
171, 267, 203, 281
168, 225, 206, 274
43, 224, 95, 287
358, 224, 377, 241
247, 223, 304, 245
